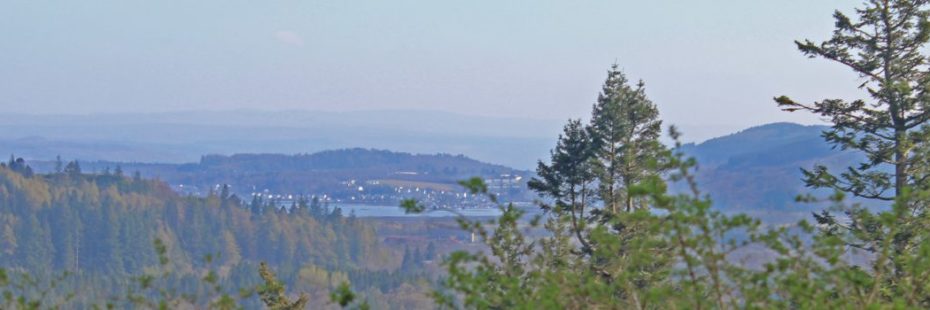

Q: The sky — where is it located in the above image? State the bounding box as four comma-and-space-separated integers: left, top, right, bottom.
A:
0, 0, 865, 141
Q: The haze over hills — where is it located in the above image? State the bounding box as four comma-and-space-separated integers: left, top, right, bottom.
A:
0, 110, 821, 170
12, 120, 863, 223
0, 110, 564, 170
0, 110, 853, 221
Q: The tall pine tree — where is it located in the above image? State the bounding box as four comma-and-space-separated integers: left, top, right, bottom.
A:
776, 0, 930, 205
776, 0, 930, 279
588, 64, 666, 213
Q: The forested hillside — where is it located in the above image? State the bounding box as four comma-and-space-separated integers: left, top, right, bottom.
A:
0, 162, 432, 308
681, 123, 866, 221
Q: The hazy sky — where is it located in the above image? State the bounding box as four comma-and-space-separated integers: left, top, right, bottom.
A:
1, 0, 865, 140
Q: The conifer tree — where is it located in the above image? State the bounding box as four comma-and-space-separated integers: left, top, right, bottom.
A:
776, 0, 930, 289
776, 0, 930, 260
529, 119, 598, 253
588, 64, 666, 213
776, 0, 930, 204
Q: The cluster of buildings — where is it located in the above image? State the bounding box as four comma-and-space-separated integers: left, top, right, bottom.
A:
171, 173, 531, 210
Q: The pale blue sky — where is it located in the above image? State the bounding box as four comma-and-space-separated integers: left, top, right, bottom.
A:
0, 0, 863, 140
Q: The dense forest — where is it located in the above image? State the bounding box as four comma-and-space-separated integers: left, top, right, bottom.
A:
0, 160, 436, 308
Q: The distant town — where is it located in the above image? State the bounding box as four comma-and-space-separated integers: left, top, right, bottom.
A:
172, 173, 530, 211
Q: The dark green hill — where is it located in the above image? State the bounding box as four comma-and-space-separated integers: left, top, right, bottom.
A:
681, 122, 834, 167
682, 123, 866, 222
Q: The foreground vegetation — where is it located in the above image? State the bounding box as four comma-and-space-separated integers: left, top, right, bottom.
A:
407, 1, 930, 308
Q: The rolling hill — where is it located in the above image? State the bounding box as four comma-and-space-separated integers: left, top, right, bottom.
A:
683, 122, 866, 222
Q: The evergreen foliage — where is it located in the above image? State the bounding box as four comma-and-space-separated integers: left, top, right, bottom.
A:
776, 0, 930, 203
777, 0, 930, 286
588, 65, 667, 214
0, 161, 418, 308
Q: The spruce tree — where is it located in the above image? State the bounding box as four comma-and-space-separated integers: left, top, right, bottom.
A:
526, 65, 673, 291
776, 0, 930, 280
776, 0, 930, 204
529, 119, 598, 253
588, 64, 666, 213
